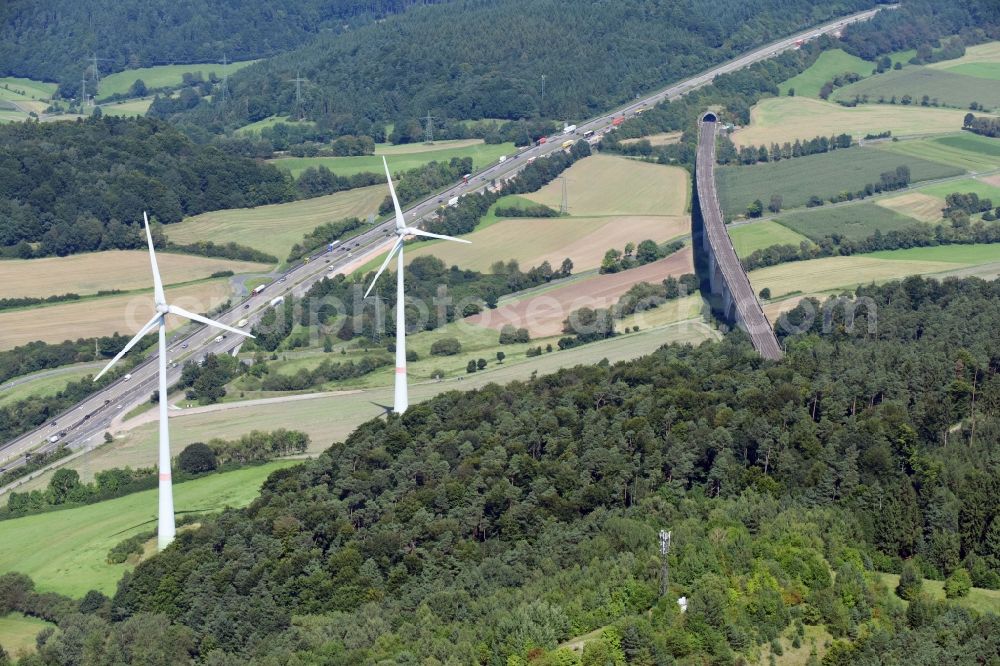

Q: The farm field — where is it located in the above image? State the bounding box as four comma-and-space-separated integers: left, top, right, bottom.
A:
376, 138, 485, 155
866, 243, 1000, 264
728, 220, 810, 257
876, 192, 946, 222
919, 177, 1000, 202
98, 98, 152, 117
0, 76, 56, 101
0, 612, 52, 657
0, 365, 100, 408
876, 572, 1000, 615
621, 131, 682, 146
165, 185, 386, 259
0, 278, 232, 349
524, 154, 688, 216
880, 132, 1000, 171
778, 49, 875, 97
747, 252, 970, 299
0, 461, 296, 597
928, 40, 1000, 80
831, 66, 1000, 112
396, 153, 690, 272
731, 97, 979, 147
775, 203, 922, 242
468, 247, 695, 337
0, 109, 28, 123
97, 59, 256, 98
52, 320, 718, 484
405, 214, 689, 273
270, 141, 514, 178
235, 115, 315, 134
716, 145, 962, 215
0, 250, 269, 299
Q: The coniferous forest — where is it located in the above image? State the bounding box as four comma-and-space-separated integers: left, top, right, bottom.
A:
3, 276, 997, 664
161, 0, 878, 134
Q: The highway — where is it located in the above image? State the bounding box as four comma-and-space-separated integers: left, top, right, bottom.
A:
697, 118, 783, 360
0, 5, 886, 478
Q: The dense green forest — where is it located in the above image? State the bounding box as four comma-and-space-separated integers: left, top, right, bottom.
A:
838, 0, 1000, 60
0, 116, 292, 258
5, 276, 997, 664
0, 0, 446, 88
161, 0, 877, 134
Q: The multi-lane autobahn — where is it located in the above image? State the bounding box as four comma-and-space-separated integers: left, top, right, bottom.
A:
0, 5, 889, 479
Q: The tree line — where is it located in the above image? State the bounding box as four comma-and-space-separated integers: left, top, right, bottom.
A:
716, 133, 854, 166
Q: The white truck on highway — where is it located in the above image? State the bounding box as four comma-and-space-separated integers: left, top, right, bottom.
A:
270, 296, 285, 307
447, 196, 459, 207
563, 124, 577, 134
237, 318, 249, 328
251, 284, 267, 296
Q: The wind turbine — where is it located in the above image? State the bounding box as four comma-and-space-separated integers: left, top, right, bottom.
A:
95, 212, 253, 551
365, 157, 470, 414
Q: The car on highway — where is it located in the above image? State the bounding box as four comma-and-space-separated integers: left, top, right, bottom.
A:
181, 343, 188, 349
123, 373, 132, 381
279, 277, 287, 283
244, 304, 251, 309
48, 434, 60, 443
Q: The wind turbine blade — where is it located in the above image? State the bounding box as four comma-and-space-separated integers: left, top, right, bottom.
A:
166, 305, 254, 338
94, 314, 161, 381
364, 237, 404, 298
403, 228, 471, 244
143, 212, 166, 306
383, 157, 406, 230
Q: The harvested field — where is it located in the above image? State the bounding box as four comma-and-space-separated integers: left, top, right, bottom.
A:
875, 192, 945, 223
524, 154, 688, 216
165, 185, 386, 259
0, 279, 233, 349
406, 214, 689, 273
0, 251, 269, 298
732, 97, 981, 147
928, 41, 1000, 80
468, 246, 695, 337
621, 132, 682, 146
747, 254, 964, 299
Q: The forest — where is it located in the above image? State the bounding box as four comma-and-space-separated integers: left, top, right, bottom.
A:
837, 0, 1000, 60
162, 0, 878, 133
3, 275, 997, 664
0, 116, 293, 258
0, 0, 447, 88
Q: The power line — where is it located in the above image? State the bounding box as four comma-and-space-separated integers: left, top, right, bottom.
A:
286, 70, 308, 119
659, 529, 672, 597
219, 53, 230, 104
559, 175, 569, 215
423, 111, 435, 144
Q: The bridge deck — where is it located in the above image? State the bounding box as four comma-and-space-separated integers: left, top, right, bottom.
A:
696, 119, 783, 360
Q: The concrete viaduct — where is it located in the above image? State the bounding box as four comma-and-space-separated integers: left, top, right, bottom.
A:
695, 113, 783, 360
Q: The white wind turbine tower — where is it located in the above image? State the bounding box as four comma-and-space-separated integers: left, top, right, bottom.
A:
95, 212, 253, 551
365, 157, 470, 414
